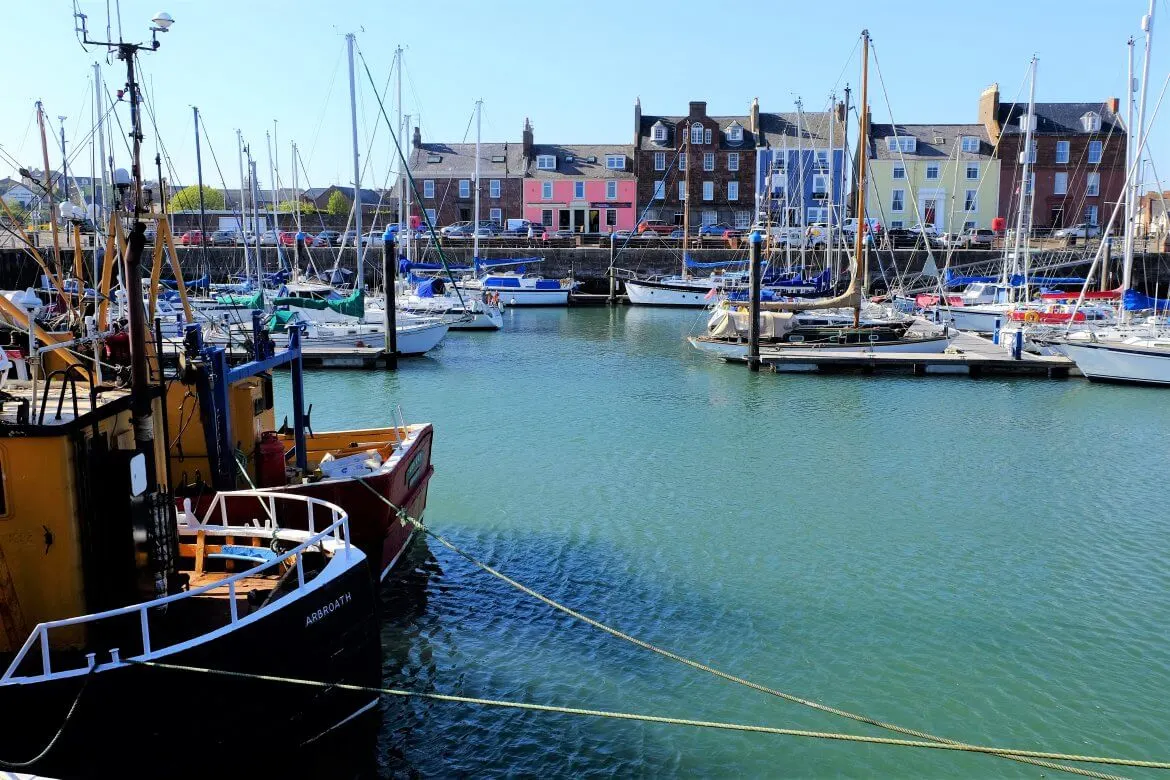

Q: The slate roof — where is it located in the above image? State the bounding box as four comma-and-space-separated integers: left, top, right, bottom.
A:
997, 101, 1124, 136
302, 186, 380, 202
637, 114, 759, 151
408, 142, 526, 178
526, 144, 634, 178
869, 123, 995, 161
756, 111, 847, 148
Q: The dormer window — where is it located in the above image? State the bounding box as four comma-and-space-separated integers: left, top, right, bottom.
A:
1019, 112, 1037, 132
1081, 111, 1102, 133
961, 136, 980, 153
727, 123, 744, 145
886, 136, 916, 153
690, 123, 703, 145
490, 155, 506, 163
651, 122, 667, 143
536, 155, 556, 170
605, 155, 625, 170
426, 154, 442, 163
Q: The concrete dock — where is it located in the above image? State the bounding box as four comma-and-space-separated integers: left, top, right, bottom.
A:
759, 332, 1079, 378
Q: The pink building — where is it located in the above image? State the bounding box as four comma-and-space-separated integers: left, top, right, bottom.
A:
523, 144, 637, 233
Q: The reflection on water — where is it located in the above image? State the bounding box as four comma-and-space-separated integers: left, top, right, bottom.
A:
279, 306, 1170, 778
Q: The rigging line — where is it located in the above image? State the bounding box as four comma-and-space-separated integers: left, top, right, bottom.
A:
127, 661, 1148, 777
306, 47, 345, 165
350, 483, 1121, 780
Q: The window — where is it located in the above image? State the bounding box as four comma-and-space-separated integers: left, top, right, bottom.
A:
425, 208, 437, 223
606, 180, 617, 200
654, 152, 666, 171
701, 210, 717, 226
1081, 112, 1102, 133
678, 182, 686, 201
925, 164, 940, 180
652, 123, 667, 142
961, 136, 980, 153
702, 181, 714, 201
489, 179, 501, 198
703, 152, 714, 171
772, 156, 786, 172
891, 189, 905, 212
542, 209, 553, 226
963, 220, 977, 231
541, 181, 553, 200
459, 180, 470, 198
489, 207, 502, 223
691, 124, 703, 145
887, 136, 916, 153
606, 209, 617, 227
1088, 141, 1103, 164
892, 165, 906, 180
704, 128, 712, 144
605, 155, 625, 170
890, 220, 904, 229
816, 151, 828, 171
1025, 173, 1034, 194
964, 190, 978, 212
966, 163, 979, 180
1055, 140, 1070, 164
733, 210, 751, 229
1086, 172, 1100, 196
1053, 172, 1068, 195
812, 174, 827, 194
771, 173, 786, 194
653, 181, 665, 200
423, 180, 435, 198
728, 181, 739, 201
728, 124, 744, 143
1085, 205, 1099, 225
574, 181, 585, 200
1020, 141, 1037, 164
728, 152, 739, 172
678, 155, 687, 171
807, 207, 828, 223
537, 155, 556, 170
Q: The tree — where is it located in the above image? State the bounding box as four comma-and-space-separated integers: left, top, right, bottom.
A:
278, 199, 316, 214
326, 190, 351, 217
169, 184, 225, 212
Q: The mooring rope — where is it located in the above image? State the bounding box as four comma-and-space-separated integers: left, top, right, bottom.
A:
126, 658, 1164, 775
352, 479, 1153, 779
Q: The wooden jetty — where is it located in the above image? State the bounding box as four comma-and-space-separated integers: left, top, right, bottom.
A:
758, 332, 1079, 378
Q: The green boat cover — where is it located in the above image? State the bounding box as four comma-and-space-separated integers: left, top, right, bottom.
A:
272, 289, 364, 318
215, 290, 263, 308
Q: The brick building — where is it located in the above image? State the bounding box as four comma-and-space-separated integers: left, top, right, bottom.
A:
633, 99, 759, 230
407, 123, 528, 228
981, 85, 1127, 232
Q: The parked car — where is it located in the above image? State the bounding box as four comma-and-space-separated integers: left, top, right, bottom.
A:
962, 228, 995, 248
179, 230, 207, 246
881, 228, 923, 249
258, 230, 278, 246
440, 221, 474, 237
210, 229, 239, 246
1054, 223, 1100, 239
339, 229, 368, 247
669, 229, 685, 239
364, 231, 385, 247
908, 223, 939, 238
143, 227, 157, 244
637, 220, 676, 237
698, 222, 735, 237
842, 217, 882, 237
312, 230, 341, 247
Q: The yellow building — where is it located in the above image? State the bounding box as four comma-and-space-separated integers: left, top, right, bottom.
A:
865, 124, 1000, 233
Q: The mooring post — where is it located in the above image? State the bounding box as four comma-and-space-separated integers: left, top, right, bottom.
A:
748, 230, 763, 372
608, 233, 617, 305
382, 232, 398, 370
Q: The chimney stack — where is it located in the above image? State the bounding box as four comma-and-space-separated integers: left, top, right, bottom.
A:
412, 125, 421, 148
688, 100, 707, 118
1106, 96, 1120, 114
750, 97, 760, 136
979, 83, 1002, 145
522, 118, 534, 159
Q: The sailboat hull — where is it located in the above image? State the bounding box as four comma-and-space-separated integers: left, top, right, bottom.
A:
689, 334, 954, 361
1054, 340, 1170, 385
932, 305, 1012, 333
625, 280, 717, 307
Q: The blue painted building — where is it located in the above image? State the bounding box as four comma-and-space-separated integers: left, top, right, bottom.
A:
754, 108, 849, 228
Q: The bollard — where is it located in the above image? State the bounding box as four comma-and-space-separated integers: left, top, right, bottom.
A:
1013, 329, 1023, 360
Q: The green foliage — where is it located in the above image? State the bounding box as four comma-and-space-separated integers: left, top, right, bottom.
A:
279, 199, 316, 214
169, 185, 225, 212
1, 199, 27, 225
326, 190, 351, 217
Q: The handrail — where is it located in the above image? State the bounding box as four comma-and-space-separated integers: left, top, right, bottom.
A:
1, 490, 351, 684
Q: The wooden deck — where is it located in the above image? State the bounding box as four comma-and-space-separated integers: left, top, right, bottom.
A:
759, 332, 1079, 378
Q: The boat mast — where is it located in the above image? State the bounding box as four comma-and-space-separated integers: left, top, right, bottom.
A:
193, 106, 208, 270
94, 62, 110, 241
249, 153, 262, 289
1009, 56, 1037, 301
840, 86, 851, 281
826, 91, 835, 276
1124, 0, 1156, 311
473, 99, 482, 261
404, 113, 412, 262
852, 31, 871, 328
292, 140, 300, 233
36, 103, 64, 277
236, 130, 250, 284
782, 129, 791, 272
395, 46, 404, 240
346, 32, 363, 287
796, 98, 806, 269
267, 127, 279, 271
682, 125, 690, 279
1120, 37, 1136, 294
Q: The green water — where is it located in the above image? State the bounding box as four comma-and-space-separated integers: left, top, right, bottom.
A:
280, 307, 1170, 778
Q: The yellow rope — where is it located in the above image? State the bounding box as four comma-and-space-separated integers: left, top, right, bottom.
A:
353, 480, 1152, 779
130, 659, 1163, 773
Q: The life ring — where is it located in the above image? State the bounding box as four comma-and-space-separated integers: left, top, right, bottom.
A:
1023, 311, 1040, 324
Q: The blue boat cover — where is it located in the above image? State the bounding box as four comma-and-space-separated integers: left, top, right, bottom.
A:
534, 279, 562, 290
161, 274, 209, 289
1008, 275, 1086, 286
474, 257, 544, 271
685, 254, 748, 269
1124, 288, 1170, 311
944, 269, 998, 287
484, 276, 522, 288
415, 278, 437, 298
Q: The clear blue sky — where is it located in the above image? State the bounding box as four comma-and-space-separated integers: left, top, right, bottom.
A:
3, 0, 1167, 195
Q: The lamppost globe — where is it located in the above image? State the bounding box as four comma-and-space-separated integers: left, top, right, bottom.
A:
152, 12, 174, 30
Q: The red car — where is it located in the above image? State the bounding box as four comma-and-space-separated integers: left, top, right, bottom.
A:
278, 231, 302, 247
637, 220, 676, 237
180, 230, 207, 246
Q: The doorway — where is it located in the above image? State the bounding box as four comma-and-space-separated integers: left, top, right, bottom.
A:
573, 209, 586, 232
923, 198, 938, 229
588, 209, 600, 233
459, 207, 471, 222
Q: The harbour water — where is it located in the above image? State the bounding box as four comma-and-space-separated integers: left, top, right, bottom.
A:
280, 306, 1170, 778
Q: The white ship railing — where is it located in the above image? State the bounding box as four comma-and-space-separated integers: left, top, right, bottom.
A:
1, 490, 351, 684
